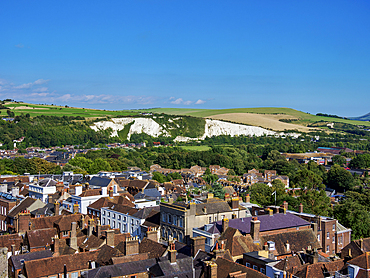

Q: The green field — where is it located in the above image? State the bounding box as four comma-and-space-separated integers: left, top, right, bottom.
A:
144, 107, 370, 127
4, 102, 139, 118
179, 145, 211, 151
5, 102, 370, 130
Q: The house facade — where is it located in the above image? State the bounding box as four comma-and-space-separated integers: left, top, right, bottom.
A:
160, 195, 247, 243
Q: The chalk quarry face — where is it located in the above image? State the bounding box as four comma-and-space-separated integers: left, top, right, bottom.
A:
90, 117, 297, 142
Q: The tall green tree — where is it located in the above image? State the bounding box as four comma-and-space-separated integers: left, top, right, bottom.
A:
326, 164, 355, 191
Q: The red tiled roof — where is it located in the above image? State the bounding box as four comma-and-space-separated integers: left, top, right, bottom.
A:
24, 250, 99, 278
26, 228, 57, 249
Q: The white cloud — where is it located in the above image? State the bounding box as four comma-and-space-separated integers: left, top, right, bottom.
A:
32, 87, 48, 93
14, 82, 33, 89
31, 92, 49, 97
183, 100, 193, 105
34, 79, 49, 85
14, 79, 49, 89
15, 43, 24, 48
171, 98, 183, 104
195, 99, 206, 105
0, 77, 158, 107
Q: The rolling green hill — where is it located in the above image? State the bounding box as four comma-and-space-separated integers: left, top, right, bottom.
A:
143, 107, 370, 128
349, 112, 370, 122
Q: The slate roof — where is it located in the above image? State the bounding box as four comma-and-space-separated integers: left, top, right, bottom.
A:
24, 250, 99, 278
141, 209, 160, 228
39, 178, 57, 187
11, 249, 53, 270
89, 176, 114, 187
213, 212, 310, 235
133, 206, 159, 220
149, 257, 194, 277
31, 203, 59, 217
134, 188, 162, 200
82, 258, 157, 278
8, 197, 38, 218
26, 228, 57, 249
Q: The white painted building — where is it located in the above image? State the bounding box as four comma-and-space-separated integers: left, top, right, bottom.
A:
134, 198, 157, 209
101, 204, 145, 238
28, 182, 56, 203
62, 186, 119, 214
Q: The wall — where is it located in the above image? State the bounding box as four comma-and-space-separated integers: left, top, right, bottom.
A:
0, 247, 8, 278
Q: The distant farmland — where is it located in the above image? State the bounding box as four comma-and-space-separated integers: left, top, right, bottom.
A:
146, 107, 370, 131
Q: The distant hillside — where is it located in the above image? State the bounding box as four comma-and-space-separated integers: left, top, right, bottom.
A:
144, 107, 370, 130
349, 112, 370, 121
90, 116, 285, 142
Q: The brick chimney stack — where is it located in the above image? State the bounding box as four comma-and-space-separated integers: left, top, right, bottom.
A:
106, 230, 115, 248
213, 241, 226, 258
231, 197, 239, 210
222, 218, 229, 233
147, 227, 158, 242
311, 223, 318, 237
191, 236, 206, 257
299, 203, 303, 213
70, 222, 78, 250
54, 201, 60, 216
88, 219, 94, 237
283, 201, 288, 210
245, 194, 250, 203
189, 202, 196, 215
204, 261, 218, 278
96, 220, 102, 238
53, 236, 60, 257
168, 242, 177, 263
269, 209, 273, 216
251, 217, 260, 243
125, 236, 139, 255
18, 210, 31, 233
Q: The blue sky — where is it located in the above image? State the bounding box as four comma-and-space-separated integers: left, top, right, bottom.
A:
0, 1, 369, 116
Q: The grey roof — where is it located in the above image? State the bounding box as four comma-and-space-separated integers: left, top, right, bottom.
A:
133, 206, 159, 219
89, 177, 113, 187
149, 257, 193, 277
8, 197, 37, 218
134, 188, 161, 200
195, 199, 232, 215
11, 250, 53, 270
82, 258, 157, 278
39, 178, 57, 187
213, 212, 310, 235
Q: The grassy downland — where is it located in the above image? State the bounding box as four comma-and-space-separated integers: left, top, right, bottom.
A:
4, 102, 139, 118
144, 107, 370, 129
